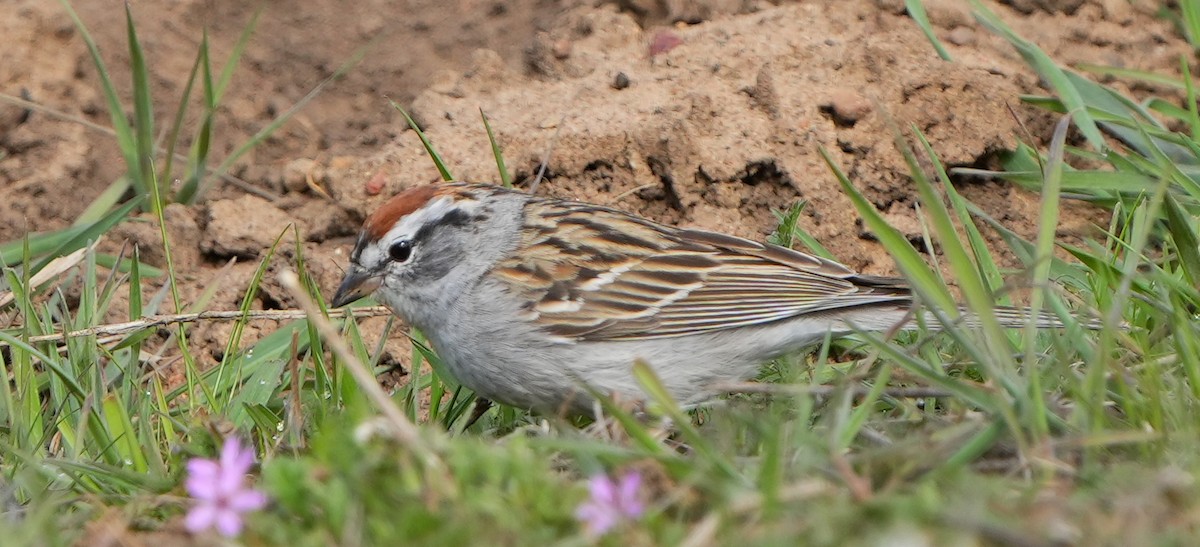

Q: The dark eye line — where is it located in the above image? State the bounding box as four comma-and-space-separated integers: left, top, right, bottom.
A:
412, 208, 472, 243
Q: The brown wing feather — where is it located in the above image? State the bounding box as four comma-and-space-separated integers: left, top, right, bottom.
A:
490, 198, 912, 342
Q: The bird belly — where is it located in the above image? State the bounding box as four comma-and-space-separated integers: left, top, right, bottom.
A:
421, 311, 896, 413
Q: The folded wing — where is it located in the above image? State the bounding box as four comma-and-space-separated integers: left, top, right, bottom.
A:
490, 199, 912, 342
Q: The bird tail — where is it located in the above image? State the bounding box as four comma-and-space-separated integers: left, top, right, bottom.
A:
937, 305, 1102, 330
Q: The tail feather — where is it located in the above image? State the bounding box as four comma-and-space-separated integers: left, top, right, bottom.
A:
936, 305, 1102, 330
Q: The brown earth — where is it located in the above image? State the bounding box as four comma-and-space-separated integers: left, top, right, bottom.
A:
0, 0, 1191, 371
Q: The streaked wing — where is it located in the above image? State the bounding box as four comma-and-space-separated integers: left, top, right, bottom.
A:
490, 198, 912, 341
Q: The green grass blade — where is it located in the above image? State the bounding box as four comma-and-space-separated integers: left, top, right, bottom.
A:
245, 403, 283, 435
159, 33, 205, 188
941, 420, 1004, 469
32, 197, 144, 274
213, 8, 262, 100
1182, 57, 1200, 141
73, 177, 132, 227
1182, 0, 1200, 50
632, 361, 740, 480
955, 168, 1160, 195
855, 330, 999, 413
125, 4, 155, 204
56, 0, 142, 197
1, 228, 88, 267
919, 136, 1005, 302
227, 356, 288, 429
818, 147, 955, 312
1021, 115, 1072, 439
93, 253, 163, 278
590, 392, 671, 459
174, 43, 216, 204
174, 11, 261, 203
835, 363, 892, 450
101, 393, 148, 472
390, 99, 454, 181
1164, 194, 1200, 287
1171, 291, 1200, 400
0, 331, 118, 464
767, 201, 836, 260
898, 125, 1029, 411
215, 226, 292, 411
481, 109, 511, 187
905, 0, 952, 60
1063, 71, 1165, 128
1075, 63, 1183, 89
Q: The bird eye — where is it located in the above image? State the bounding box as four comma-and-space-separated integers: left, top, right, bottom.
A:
388, 240, 413, 262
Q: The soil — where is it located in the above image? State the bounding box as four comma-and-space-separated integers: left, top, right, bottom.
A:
0, 1, 1191, 372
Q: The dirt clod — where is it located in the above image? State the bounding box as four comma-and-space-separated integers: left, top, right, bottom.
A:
823, 89, 874, 127
202, 196, 295, 259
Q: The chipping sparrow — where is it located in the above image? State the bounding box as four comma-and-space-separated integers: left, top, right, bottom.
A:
333, 182, 1060, 413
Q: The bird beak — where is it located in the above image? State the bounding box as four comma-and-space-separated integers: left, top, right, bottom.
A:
332, 267, 382, 307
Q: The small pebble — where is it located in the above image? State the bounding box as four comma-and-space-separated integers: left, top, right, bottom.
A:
365, 168, 387, 196
946, 26, 975, 46
552, 39, 572, 60
612, 72, 631, 90
825, 89, 872, 126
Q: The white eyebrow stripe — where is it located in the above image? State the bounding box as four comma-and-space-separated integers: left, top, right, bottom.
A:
381, 196, 457, 245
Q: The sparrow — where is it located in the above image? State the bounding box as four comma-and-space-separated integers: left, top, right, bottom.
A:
333, 182, 1062, 413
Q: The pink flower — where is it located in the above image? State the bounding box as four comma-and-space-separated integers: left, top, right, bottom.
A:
184, 437, 268, 537
575, 471, 645, 536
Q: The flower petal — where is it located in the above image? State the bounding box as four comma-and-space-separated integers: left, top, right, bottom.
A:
575, 503, 617, 536
185, 503, 218, 533
214, 508, 244, 538
185, 477, 217, 501
229, 489, 269, 512
221, 437, 256, 476
185, 460, 221, 500
215, 467, 245, 497
186, 459, 219, 482
219, 437, 242, 466
617, 472, 645, 517
588, 475, 616, 504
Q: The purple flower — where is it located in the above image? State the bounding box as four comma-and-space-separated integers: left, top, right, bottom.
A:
575, 470, 646, 536
184, 437, 268, 537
